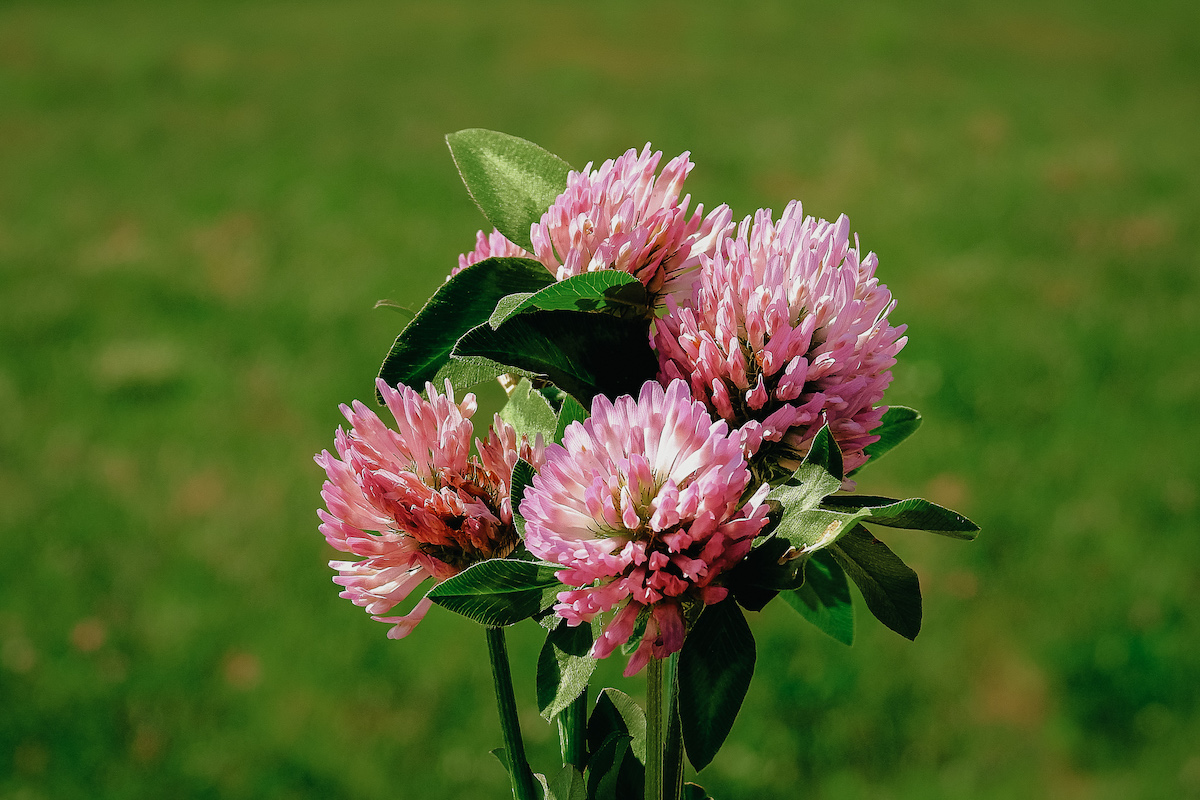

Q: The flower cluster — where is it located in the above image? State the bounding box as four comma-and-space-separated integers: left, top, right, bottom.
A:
314, 131, 978, 799
328, 139, 906, 663
520, 379, 769, 675
315, 378, 543, 638
456, 145, 733, 305
654, 201, 907, 477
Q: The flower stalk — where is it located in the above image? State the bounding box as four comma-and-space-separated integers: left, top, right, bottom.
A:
645, 656, 666, 800
486, 626, 539, 800
558, 688, 588, 771
663, 654, 684, 800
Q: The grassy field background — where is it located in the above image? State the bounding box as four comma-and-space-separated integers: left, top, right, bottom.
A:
2, 0, 1198, 798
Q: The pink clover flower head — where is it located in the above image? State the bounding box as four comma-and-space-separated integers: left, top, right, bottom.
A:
529, 145, 733, 306
451, 229, 531, 278
315, 378, 545, 639
521, 379, 769, 676
654, 201, 908, 478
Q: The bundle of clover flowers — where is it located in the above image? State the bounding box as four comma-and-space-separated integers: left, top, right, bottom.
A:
315, 130, 979, 800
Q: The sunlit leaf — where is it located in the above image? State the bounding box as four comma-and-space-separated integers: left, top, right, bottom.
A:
537, 618, 598, 720
489, 271, 648, 327
426, 559, 560, 626
446, 128, 572, 251
501, 378, 559, 444
850, 406, 922, 475
821, 495, 979, 539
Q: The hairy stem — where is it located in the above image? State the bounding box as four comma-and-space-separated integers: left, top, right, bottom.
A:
645, 656, 665, 800
558, 687, 589, 771
486, 626, 539, 800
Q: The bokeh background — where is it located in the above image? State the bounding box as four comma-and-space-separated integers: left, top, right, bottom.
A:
2, 0, 1198, 797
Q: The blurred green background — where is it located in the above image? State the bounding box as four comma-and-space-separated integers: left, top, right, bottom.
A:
2, 0, 1198, 797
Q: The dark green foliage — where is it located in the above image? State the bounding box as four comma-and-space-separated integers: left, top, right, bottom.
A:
454, 310, 658, 406
781, 551, 855, 646
678, 600, 756, 770
426, 560, 561, 627
376, 257, 553, 397
829, 527, 923, 641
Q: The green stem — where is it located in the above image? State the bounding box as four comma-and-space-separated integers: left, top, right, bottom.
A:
663, 654, 684, 800
557, 687, 588, 771
486, 626, 539, 800
645, 657, 665, 800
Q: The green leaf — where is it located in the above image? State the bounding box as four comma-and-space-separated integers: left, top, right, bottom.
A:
850, 406, 922, 475
553, 395, 588, 444
454, 310, 658, 407
585, 732, 632, 800
588, 688, 647, 765
781, 550, 855, 645
548, 765, 587, 800
725, 537, 802, 612
510, 457, 536, 537
426, 559, 561, 626
537, 618, 598, 720
489, 292, 536, 328
502, 378, 559, 444
821, 495, 979, 539
829, 526, 922, 640
490, 272, 648, 328
678, 599, 756, 771
682, 784, 714, 800
377, 257, 554, 398
446, 128, 573, 252
764, 425, 844, 518
772, 507, 868, 555
432, 354, 536, 390
802, 425, 844, 482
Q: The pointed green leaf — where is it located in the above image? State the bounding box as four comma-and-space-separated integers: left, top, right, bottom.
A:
454, 310, 658, 407
679, 600, 756, 771
781, 550, 854, 645
683, 784, 714, 800
587, 688, 647, 764
773, 507, 868, 555
490, 271, 649, 328
502, 378, 559, 444
537, 618, 599, 720
377, 257, 554, 398
426, 559, 561, 626
489, 292, 537, 329
803, 425, 844, 482
490, 746, 509, 775
821, 495, 979, 539
850, 406, 922, 475
829, 526, 922, 640
553, 395, 588, 444
586, 732, 632, 800
446, 129, 573, 252
765, 426, 844, 516
548, 765, 587, 800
